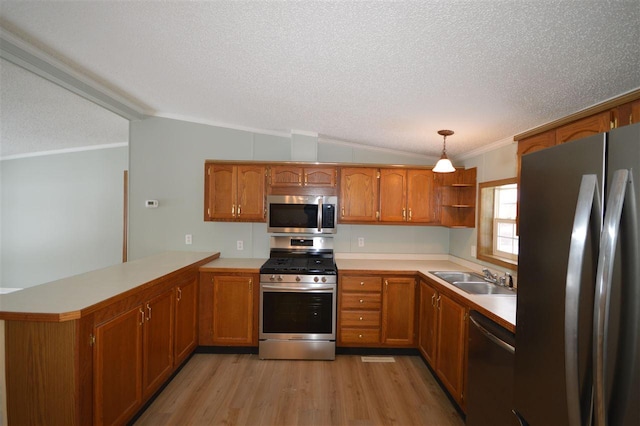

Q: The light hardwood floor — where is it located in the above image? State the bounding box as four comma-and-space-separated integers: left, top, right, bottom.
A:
134, 354, 464, 426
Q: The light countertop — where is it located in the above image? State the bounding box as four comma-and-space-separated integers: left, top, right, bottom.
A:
200, 256, 516, 332
0, 251, 219, 321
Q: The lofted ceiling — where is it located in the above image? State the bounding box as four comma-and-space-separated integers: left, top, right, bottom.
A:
1, 0, 639, 159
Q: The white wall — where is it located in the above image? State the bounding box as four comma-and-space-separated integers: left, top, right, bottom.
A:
129, 117, 451, 260
0, 146, 128, 289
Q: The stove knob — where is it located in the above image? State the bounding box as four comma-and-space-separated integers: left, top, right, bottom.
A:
270, 275, 276, 281
277, 275, 283, 281
314, 276, 319, 282
296, 275, 301, 282
321, 277, 327, 283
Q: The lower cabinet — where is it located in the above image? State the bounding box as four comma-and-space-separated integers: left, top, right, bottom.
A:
94, 306, 144, 426
382, 277, 416, 345
199, 272, 258, 346
94, 287, 175, 426
174, 275, 199, 365
338, 274, 416, 347
418, 279, 469, 410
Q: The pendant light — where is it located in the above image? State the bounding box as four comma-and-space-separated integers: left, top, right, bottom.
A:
432, 129, 456, 173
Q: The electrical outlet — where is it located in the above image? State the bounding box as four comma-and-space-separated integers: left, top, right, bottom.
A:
358, 237, 365, 247
185, 234, 192, 245
471, 245, 477, 257
237, 240, 244, 250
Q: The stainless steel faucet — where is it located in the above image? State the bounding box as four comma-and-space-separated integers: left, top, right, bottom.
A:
483, 268, 513, 287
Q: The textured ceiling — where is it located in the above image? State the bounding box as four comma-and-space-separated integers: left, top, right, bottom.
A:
1, 1, 639, 158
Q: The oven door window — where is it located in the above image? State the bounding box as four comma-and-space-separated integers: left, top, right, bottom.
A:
262, 291, 332, 334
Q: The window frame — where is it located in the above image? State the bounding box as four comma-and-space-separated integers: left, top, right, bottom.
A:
477, 178, 518, 269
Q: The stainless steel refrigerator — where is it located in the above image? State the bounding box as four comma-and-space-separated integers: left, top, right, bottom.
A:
514, 122, 639, 426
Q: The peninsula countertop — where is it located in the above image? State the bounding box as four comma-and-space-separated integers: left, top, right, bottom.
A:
0, 251, 219, 321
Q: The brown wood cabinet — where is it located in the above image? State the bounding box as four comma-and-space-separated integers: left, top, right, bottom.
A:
338, 274, 416, 347
269, 165, 337, 194
418, 280, 438, 366
381, 276, 416, 345
440, 168, 477, 228
338, 275, 382, 345
198, 272, 257, 346
555, 110, 612, 145
174, 275, 199, 365
1, 255, 214, 426
141, 288, 175, 399
378, 169, 440, 224
339, 167, 380, 222
204, 163, 266, 222
94, 287, 175, 425
418, 279, 469, 409
94, 306, 143, 426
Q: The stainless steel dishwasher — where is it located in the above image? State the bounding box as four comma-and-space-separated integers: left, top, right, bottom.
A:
467, 310, 519, 426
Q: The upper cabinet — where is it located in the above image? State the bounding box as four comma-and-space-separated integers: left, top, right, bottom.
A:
555, 110, 612, 145
339, 167, 380, 222
515, 90, 640, 183
379, 169, 440, 224
268, 165, 337, 195
203, 161, 475, 228
204, 163, 266, 222
440, 168, 477, 228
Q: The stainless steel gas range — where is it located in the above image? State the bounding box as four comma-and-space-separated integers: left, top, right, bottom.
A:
259, 236, 337, 360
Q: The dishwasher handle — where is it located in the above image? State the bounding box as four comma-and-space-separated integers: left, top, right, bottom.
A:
470, 315, 515, 354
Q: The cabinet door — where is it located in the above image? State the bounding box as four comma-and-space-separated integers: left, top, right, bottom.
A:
94, 306, 143, 426
270, 165, 304, 187
381, 277, 416, 345
379, 169, 407, 222
304, 166, 337, 187
555, 110, 612, 144
212, 275, 254, 345
339, 167, 379, 222
206, 164, 236, 220
142, 289, 175, 399
418, 281, 438, 366
407, 169, 439, 223
436, 293, 468, 406
175, 277, 199, 365
236, 165, 266, 221
632, 99, 640, 125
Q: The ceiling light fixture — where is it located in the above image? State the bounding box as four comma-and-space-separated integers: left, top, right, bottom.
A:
432, 129, 456, 173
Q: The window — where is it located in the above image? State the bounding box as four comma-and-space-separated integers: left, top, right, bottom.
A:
477, 178, 518, 268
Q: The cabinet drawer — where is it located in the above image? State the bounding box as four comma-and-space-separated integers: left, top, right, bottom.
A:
341, 276, 382, 292
340, 310, 381, 327
340, 328, 381, 344
341, 293, 382, 310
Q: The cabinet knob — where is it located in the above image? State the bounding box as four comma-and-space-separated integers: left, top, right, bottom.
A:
360, 281, 365, 286
359, 299, 364, 304
358, 334, 363, 339
359, 316, 363, 321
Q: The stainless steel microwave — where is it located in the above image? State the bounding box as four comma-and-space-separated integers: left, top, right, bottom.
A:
267, 195, 337, 234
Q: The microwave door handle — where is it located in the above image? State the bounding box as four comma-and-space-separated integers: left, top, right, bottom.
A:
317, 199, 323, 233
564, 174, 601, 426
593, 169, 631, 426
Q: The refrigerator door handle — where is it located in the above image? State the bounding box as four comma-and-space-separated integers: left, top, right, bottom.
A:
565, 174, 601, 426
593, 169, 630, 426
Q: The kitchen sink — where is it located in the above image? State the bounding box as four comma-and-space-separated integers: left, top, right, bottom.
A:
429, 271, 516, 296
430, 271, 486, 283
450, 281, 516, 295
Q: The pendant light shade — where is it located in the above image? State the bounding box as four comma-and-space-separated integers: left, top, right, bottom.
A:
433, 129, 456, 173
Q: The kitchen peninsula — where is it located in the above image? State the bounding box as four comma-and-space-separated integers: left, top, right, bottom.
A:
0, 251, 219, 426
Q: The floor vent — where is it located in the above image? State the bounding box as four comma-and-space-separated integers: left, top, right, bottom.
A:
361, 356, 396, 363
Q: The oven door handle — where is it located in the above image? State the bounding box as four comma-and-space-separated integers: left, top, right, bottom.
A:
261, 285, 335, 291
